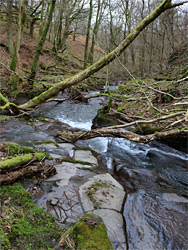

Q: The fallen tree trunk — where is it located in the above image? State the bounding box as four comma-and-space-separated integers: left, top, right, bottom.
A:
0, 153, 46, 173
59, 127, 188, 143
0, 164, 55, 184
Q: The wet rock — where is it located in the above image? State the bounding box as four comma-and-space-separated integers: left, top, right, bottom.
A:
58, 143, 75, 150
79, 173, 125, 212
93, 209, 126, 249
37, 143, 57, 150
49, 153, 62, 159
74, 150, 98, 165
163, 193, 188, 203
46, 162, 95, 186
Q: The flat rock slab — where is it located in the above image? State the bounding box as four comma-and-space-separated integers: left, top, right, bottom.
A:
49, 153, 62, 159
163, 193, 188, 203
38, 144, 74, 158
46, 162, 95, 186
79, 173, 125, 212
38, 143, 57, 150
74, 150, 98, 165
94, 209, 127, 248
58, 143, 75, 150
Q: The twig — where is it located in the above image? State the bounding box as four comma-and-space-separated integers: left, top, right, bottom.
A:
105, 111, 185, 129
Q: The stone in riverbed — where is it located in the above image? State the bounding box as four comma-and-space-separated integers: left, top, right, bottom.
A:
46, 162, 95, 186
79, 173, 125, 212
93, 209, 127, 249
74, 150, 98, 165
58, 143, 75, 150
163, 193, 188, 203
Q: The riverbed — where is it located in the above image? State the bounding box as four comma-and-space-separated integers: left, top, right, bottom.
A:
1, 93, 187, 250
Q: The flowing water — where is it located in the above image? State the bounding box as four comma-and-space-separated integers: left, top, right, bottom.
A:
1, 92, 187, 250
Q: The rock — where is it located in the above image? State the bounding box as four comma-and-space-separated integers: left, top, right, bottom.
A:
58, 143, 75, 150
38, 143, 57, 150
93, 209, 126, 248
74, 150, 98, 165
49, 153, 62, 159
79, 173, 125, 212
59, 213, 113, 250
163, 193, 188, 203
46, 162, 95, 186
50, 197, 59, 206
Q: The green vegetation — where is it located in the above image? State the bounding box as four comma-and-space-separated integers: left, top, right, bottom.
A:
1, 142, 38, 157
60, 213, 113, 250
0, 152, 46, 169
0, 183, 62, 250
38, 140, 60, 147
132, 124, 162, 135
0, 115, 11, 121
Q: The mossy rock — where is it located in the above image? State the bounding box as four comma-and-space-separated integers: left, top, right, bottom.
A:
0, 115, 11, 121
0, 183, 62, 249
60, 213, 113, 250
92, 110, 117, 129
132, 124, 162, 135
1, 142, 38, 157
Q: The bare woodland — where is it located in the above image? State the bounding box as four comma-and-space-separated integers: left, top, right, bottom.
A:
0, 0, 188, 143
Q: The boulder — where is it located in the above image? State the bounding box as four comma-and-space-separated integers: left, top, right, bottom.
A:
79, 173, 125, 211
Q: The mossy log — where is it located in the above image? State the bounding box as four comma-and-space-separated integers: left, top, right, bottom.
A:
0, 164, 53, 184
59, 127, 188, 143
0, 153, 46, 173
0, 152, 54, 184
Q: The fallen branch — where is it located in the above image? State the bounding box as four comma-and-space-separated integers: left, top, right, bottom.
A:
59, 127, 188, 143
104, 111, 185, 129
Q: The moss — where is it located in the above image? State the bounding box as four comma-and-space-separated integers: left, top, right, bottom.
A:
0, 218, 11, 250
86, 182, 110, 208
0, 115, 11, 121
60, 213, 113, 250
132, 124, 162, 135
1, 142, 38, 157
0, 183, 62, 249
0, 152, 46, 169
39, 140, 59, 147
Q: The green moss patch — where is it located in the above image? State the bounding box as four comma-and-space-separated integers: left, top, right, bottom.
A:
0, 152, 46, 170
0, 115, 11, 121
0, 183, 62, 250
59, 213, 113, 250
1, 142, 38, 157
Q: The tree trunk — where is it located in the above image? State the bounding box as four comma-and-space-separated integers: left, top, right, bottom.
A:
7, 0, 14, 55
9, 0, 22, 80
88, 0, 101, 65
84, 0, 93, 68
9, 0, 28, 76
29, 0, 56, 82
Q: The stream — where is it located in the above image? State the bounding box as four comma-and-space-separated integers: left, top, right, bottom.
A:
1, 92, 188, 250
